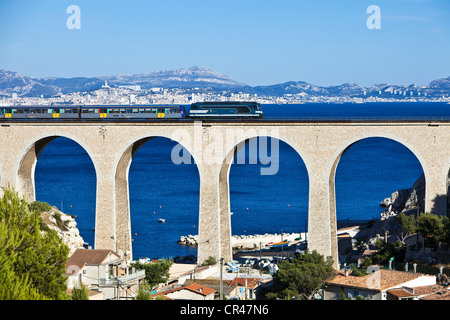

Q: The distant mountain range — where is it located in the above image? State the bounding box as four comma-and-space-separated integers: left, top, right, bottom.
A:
0, 66, 449, 98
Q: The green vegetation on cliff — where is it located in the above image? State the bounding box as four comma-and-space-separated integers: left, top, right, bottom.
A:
0, 188, 69, 300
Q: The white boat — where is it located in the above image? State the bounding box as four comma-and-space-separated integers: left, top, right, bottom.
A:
157, 218, 165, 223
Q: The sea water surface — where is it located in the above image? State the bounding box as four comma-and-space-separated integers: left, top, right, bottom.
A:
34, 102, 446, 259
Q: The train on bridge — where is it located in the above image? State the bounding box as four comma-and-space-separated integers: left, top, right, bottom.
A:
0, 102, 263, 121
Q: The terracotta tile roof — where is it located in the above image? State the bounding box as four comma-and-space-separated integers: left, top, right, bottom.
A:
326, 269, 430, 291
420, 289, 450, 300
388, 288, 414, 298
413, 285, 443, 296
183, 283, 216, 296
184, 279, 233, 287
229, 277, 261, 289
159, 283, 216, 297
66, 248, 121, 270
179, 265, 212, 277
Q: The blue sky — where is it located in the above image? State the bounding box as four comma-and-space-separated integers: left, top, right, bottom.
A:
0, 0, 449, 87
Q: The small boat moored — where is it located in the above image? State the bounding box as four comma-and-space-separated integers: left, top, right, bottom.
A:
272, 240, 289, 248
157, 218, 165, 223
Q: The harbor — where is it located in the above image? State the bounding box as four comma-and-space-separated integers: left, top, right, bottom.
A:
177, 232, 307, 262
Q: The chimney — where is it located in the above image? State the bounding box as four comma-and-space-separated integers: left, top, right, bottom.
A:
345, 269, 349, 277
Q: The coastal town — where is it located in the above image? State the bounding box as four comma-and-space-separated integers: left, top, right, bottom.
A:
42, 171, 446, 301
62, 217, 450, 301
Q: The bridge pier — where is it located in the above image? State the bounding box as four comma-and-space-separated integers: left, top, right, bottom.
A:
424, 165, 448, 216
197, 162, 222, 264
113, 138, 151, 262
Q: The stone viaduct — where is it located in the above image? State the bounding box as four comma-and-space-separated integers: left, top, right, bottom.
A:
1, 120, 449, 268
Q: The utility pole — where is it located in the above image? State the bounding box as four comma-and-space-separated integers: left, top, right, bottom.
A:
219, 258, 224, 300
259, 242, 262, 276
244, 274, 248, 300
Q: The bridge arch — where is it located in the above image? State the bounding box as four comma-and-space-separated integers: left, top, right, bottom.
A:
16, 134, 98, 203
113, 133, 200, 261
327, 134, 426, 265
218, 132, 311, 261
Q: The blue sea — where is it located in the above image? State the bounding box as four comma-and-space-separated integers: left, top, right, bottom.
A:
34, 102, 449, 260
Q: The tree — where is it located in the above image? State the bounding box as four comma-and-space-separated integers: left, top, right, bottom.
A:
135, 282, 152, 300
0, 187, 69, 300
202, 256, 217, 266
397, 211, 450, 248
373, 239, 405, 264
397, 212, 417, 243
416, 212, 447, 247
0, 223, 47, 300
71, 284, 89, 300
131, 258, 173, 289
265, 250, 335, 300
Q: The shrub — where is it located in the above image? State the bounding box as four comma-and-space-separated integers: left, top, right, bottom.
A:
29, 201, 52, 213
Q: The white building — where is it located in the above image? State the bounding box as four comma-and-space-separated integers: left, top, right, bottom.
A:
324, 269, 437, 300
66, 248, 145, 300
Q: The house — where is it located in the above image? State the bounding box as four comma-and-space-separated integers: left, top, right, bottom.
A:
160, 283, 216, 300
177, 264, 218, 284
324, 269, 437, 300
66, 248, 145, 300
228, 277, 262, 300
387, 284, 448, 300
183, 279, 235, 299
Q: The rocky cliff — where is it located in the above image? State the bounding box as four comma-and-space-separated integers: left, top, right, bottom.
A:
356, 174, 426, 246
40, 207, 85, 256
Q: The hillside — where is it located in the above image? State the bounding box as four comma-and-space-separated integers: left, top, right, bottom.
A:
1, 66, 448, 98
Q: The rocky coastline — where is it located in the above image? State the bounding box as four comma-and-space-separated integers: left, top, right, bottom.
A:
40, 206, 85, 256
177, 232, 306, 250
355, 173, 425, 247
177, 174, 428, 255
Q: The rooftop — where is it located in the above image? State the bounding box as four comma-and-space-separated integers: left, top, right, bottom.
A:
66, 248, 122, 270
159, 283, 216, 297
326, 269, 433, 291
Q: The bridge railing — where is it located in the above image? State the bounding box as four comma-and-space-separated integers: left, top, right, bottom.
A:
260, 116, 450, 121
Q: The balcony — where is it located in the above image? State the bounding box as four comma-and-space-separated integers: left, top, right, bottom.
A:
98, 269, 146, 286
